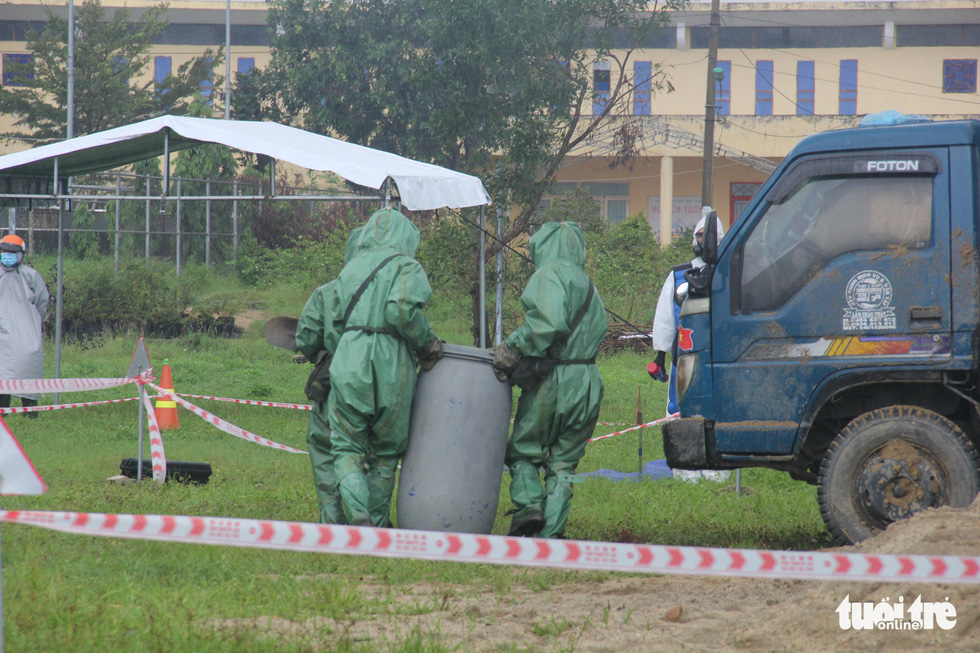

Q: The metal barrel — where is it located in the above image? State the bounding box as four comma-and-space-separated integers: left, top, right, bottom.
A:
396, 343, 512, 533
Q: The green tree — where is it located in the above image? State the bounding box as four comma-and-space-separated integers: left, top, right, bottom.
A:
171, 100, 238, 265
0, 0, 222, 143
259, 0, 683, 340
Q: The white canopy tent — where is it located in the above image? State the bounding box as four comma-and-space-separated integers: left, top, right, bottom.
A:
0, 115, 491, 211
0, 115, 494, 388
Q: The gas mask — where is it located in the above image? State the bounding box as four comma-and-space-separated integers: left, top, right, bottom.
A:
692, 230, 704, 258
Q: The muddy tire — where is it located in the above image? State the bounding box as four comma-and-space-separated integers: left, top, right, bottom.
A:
817, 405, 980, 545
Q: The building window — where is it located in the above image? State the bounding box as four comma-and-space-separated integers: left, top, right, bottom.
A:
605, 198, 629, 224
943, 59, 977, 93
796, 60, 814, 116
755, 61, 773, 116
715, 60, 731, 116
545, 182, 629, 224
237, 57, 255, 74
839, 59, 858, 115
633, 61, 651, 115
900, 24, 980, 47
154, 56, 172, 94
731, 182, 763, 222
691, 25, 883, 49
199, 57, 214, 103
593, 60, 610, 115
530, 198, 552, 229
2, 53, 34, 86
113, 56, 130, 87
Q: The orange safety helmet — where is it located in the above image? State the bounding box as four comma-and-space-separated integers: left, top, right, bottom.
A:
0, 234, 26, 252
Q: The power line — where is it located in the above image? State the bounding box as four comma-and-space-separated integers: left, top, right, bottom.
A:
728, 48, 980, 109
555, 160, 747, 183
446, 207, 651, 336
670, 12, 980, 110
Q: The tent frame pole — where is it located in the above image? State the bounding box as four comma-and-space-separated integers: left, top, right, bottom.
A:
53, 158, 63, 404
479, 206, 486, 349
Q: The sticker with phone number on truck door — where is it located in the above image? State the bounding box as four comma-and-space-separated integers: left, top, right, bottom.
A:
843, 270, 896, 330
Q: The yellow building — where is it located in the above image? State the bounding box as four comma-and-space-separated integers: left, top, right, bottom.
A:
1, 0, 978, 237
562, 0, 980, 239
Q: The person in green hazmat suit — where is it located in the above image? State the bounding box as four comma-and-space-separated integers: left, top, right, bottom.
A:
492, 221, 607, 539
327, 208, 443, 527
294, 226, 364, 524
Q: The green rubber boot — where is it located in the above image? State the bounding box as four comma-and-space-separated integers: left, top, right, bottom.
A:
507, 460, 545, 536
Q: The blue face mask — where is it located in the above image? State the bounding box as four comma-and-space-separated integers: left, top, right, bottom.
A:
1, 252, 20, 267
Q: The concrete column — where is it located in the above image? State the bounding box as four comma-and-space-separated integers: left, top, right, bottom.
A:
659, 155, 674, 247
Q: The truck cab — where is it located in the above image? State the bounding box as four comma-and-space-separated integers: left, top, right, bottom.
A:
663, 116, 980, 545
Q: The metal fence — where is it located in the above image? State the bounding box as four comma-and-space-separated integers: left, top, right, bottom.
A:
1, 171, 371, 274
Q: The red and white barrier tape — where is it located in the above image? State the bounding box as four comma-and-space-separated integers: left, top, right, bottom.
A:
148, 383, 307, 455
0, 397, 140, 415
3, 509, 978, 584
176, 394, 312, 411
140, 392, 167, 482
0, 375, 145, 394
590, 414, 678, 443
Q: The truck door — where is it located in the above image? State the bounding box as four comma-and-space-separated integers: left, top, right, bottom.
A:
710, 151, 950, 456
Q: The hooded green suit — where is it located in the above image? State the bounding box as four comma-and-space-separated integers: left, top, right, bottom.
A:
326, 209, 436, 526
295, 226, 364, 525
505, 221, 607, 538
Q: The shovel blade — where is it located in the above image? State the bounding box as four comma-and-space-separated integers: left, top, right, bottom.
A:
264, 316, 299, 351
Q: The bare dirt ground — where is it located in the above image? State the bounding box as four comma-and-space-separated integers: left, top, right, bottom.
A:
209, 497, 980, 651
234, 308, 266, 332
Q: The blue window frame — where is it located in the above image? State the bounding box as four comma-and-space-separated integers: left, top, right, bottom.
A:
943, 59, 977, 93
593, 61, 610, 115
2, 53, 34, 86
755, 61, 773, 116
113, 56, 130, 86
796, 60, 815, 115
199, 57, 214, 103
633, 61, 651, 115
839, 59, 857, 115
154, 56, 172, 94
237, 57, 255, 74
715, 60, 731, 116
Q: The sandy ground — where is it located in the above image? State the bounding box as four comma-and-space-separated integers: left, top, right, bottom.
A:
208, 497, 980, 651
234, 308, 266, 332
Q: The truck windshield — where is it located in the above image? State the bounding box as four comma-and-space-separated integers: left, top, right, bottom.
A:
741, 175, 932, 313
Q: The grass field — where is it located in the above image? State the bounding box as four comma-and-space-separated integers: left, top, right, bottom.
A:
0, 282, 834, 652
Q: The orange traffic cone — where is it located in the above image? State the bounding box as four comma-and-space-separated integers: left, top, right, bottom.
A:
155, 359, 180, 430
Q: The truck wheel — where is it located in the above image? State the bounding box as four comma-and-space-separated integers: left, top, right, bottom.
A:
817, 406, 980, 545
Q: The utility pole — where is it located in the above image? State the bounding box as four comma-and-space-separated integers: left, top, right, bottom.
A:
701, 0, 721, 208
67, 0, 74, 139
225, 0, 231, 119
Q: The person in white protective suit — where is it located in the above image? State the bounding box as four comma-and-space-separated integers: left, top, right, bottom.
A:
0, 234, 49, 417
650, 209, 729, 482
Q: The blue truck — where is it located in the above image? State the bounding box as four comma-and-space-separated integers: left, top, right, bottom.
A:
662, 116, 980, 545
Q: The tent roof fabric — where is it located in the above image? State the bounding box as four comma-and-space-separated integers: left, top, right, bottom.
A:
0, 115, 491, 211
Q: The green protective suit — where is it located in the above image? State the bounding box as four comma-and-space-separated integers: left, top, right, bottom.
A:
326, 209, 436, 526
295, 226, 364, 525
505, 221, 607, 538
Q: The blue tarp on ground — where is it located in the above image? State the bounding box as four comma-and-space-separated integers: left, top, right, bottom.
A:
581, 459, 672, 482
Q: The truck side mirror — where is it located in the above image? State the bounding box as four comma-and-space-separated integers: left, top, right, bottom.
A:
674, 281, 689, 307
702, 210, 719, 265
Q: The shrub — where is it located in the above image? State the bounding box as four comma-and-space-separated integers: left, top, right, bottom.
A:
234, 227, 351, 290
49, 257, 243, 340
587, 213, 692, 326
